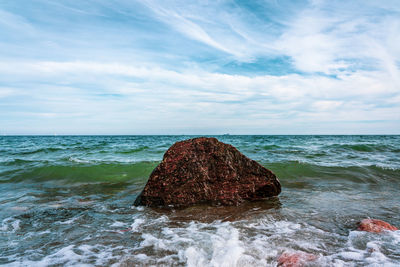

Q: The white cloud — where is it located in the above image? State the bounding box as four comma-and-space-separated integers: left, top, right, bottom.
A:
312, 100, 343, 111
140, 0, 280, 61
0, 0, 399, 134
0, 60, 397, 99
0, 88, 16, 98
132, 0, 400, 88
1, 60, 398, 133
274, 1, 400, 77
0, 9, 35, 33
141, 1, 240, 57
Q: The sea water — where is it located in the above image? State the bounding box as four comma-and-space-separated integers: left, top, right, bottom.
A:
0, 135, 399, 266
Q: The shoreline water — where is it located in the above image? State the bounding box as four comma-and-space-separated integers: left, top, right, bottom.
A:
1, 135, 399, 266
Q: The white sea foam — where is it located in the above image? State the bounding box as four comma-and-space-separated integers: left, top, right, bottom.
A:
58, 216, 80, 225
131, 205, 144, 211
0, 218, 10, 231
130, 218, 145, 232
11, 220, 20, 232
330, 229, 400, 266
110, 221, 127, 227
6, 243, 128, 267
208, 226, 244, 267
3, 212, 399, 267
185, 247, 207, 267
6, 245, 85, 267
120, 216, 330, 266
68, 157, 91, 164
0, 217, 21, 233
117, 212, 400, 267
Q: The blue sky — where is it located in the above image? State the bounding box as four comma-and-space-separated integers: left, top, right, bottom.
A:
0, 0, 399, 134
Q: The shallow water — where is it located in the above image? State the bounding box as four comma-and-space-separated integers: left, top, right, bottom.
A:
0, 135, 399, 266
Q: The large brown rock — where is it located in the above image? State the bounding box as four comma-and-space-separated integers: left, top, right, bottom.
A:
134, 137, 281, 207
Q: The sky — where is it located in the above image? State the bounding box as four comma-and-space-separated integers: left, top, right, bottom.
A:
0, 0, 399, 135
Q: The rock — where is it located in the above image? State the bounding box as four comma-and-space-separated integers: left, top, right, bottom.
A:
134, 137, 281, 207
277, 251, 318, 267
358, 219, 398, 233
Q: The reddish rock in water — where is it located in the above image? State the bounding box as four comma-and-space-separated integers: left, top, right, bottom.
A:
358, 219, 398, 233
134, 137, 281, 207
277, 251, 318, 267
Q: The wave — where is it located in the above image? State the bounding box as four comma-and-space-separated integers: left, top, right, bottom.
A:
2, 159, 41, 165
1, 159, 398, 186
325, 143, 398, 152
265, 161, 400, 185
14, 147, 65, 155
2, 161, 159, 183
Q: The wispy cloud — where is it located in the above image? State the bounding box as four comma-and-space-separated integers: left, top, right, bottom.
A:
275, 1, 400, 78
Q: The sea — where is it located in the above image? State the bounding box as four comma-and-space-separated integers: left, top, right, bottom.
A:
0, 135, 399, 266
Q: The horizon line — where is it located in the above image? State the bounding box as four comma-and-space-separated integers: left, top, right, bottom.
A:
2, 134, 400, 136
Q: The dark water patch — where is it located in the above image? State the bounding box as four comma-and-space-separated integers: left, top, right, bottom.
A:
262, 144, 281, 150
16, 207, 89, 227
117, 146, 150, 154
153, 197, 282, 223
14, 147, 65, 155
2, 158, 46, 166
304, 152, 328, 158
44, 182, 141, 200
325, 143, 397, 152
251, 144, 281, 151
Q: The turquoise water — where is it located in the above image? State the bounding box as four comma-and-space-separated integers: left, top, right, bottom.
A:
1, 135, 399, 266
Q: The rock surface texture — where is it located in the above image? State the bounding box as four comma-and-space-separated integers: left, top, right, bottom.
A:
277, 251, 318, 267
134, 137, 281, 207
358, 219, 398, 233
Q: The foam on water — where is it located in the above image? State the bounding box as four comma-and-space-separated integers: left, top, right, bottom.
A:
68, 157, 91, 164
130, 218, 145, 232
110, 221, 127, 228
118, 213, 324, 266
5, 244, 127, 267
117, 210, 400, 266
0, 217, 20, 233
330, 229, 400, 266
2, 205, 400, 267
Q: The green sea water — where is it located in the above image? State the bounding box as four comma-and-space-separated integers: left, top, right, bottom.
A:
1, 135, 399, 266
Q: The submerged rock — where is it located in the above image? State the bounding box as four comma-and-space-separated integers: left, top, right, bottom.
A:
134, 137, 281, 207
277, 251, 318, 267
358, 219, 398, 233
